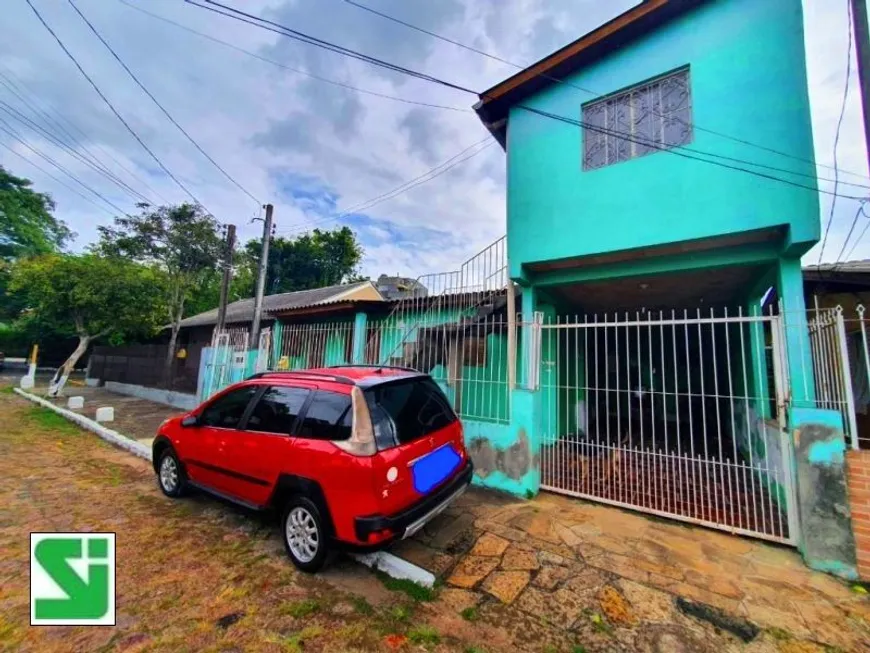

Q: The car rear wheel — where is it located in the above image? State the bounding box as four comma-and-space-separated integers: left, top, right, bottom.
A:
281, 497, 329, 572
157, 449, 186, 498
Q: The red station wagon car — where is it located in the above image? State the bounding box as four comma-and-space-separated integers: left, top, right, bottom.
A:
152, 365, 473, 571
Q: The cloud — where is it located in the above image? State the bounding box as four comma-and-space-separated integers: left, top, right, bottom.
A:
0, 0, 865, 291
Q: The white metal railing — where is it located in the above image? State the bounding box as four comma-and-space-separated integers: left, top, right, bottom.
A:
538, 308, 797, 544
364, 315, 511, 424
272, 322, 355, 371
788, 303, 870, 450
370, 236, 508, 365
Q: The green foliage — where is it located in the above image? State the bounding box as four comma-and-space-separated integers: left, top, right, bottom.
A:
375, 571, 435, 602
96, 203, 223, 327
407, 625, 440, 646
0, 165, 72, 260
244, 227, 363, 295
279, 599, 320, 618
9, 254, 165, 344
351, 596, 373, 616
460, 606, 479, 622
25, 406, 79, 434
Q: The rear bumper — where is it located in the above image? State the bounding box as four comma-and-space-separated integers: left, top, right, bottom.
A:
353, 461, 473, 544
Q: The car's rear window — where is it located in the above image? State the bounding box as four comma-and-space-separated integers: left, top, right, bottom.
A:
365, 377, 456, 449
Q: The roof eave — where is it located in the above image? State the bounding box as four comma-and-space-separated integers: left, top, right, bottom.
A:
474, 0, 706, 140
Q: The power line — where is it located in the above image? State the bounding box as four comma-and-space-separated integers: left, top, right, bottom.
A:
68, 0, 260, 206
188, 0, 869, 202
0, 62, 170, 204
0, 117, 129, 214
0, 97, 154, 204
832, 201, 869, 266
843, 205, 870, 260
819, 0, 855, 265
0, 138, 116, 216
276, 139, 493, 235
341, 0, 870, 184
116, 0, 469, 114
24, 0, 205, 208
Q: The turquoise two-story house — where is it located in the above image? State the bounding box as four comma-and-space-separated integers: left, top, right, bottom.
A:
471, 0, 857, 576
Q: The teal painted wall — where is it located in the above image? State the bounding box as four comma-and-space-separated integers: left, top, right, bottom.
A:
506, 0, 818, 279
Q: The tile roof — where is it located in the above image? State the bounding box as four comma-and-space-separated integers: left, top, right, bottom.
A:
178, 280, 380, 328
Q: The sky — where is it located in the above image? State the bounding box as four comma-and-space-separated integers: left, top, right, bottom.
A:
0, 0, 866, 281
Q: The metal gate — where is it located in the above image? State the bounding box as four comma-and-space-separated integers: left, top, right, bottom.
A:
537, 309, 799, 545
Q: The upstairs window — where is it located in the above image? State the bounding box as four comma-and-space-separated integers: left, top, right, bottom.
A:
582, 68, 692, 171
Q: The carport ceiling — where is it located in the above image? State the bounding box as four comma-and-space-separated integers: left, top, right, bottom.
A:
547, 264, 768, 313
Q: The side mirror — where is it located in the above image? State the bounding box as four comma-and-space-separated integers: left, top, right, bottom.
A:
181, 415, 199, 428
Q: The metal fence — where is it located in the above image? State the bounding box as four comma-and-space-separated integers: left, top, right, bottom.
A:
365, 314, 512, 424
785, 304, 870, 450
537, 308, 797, 544
271, 322, 354, 370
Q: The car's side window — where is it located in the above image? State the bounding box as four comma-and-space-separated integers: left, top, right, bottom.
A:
200, 386, 259, 429
297, 391, 352, 441
245, 386, 310, 435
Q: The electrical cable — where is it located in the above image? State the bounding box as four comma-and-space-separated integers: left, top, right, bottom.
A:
275, 139, 493, 235
188, 0, 868, 202
0, 98, 154, 204
0, 117, 129, 214
69, 0, 260, 206
0, 138, 117, 216
818, 0, 855, 265
116, 0, 469, 113
25, 0, 206, 208
0, 62, 170, 204
341, 0, 870, 183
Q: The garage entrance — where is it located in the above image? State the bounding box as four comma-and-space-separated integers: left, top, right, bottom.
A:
533, 270, 799, 544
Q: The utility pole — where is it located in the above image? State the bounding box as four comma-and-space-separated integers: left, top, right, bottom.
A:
249, 203, 274, 350
215, 223, 236, 335
852, 0, 870, 174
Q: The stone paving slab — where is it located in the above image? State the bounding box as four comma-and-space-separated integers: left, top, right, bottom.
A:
420, 489, 870, 651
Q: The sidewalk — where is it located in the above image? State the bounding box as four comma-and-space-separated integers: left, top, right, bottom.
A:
397, 490, 870, 651
39, 383, 180, 446
27, 383, 870, 651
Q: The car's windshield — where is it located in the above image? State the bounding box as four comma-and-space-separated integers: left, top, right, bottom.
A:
364, 377, 455, 449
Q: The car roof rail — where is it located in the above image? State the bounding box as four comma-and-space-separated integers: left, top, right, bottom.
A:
246, 370, 355, 385
328, 363, 419, 373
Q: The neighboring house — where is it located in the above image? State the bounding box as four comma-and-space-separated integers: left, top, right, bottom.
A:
176, 280, 385, 346
375, 274, 428, 300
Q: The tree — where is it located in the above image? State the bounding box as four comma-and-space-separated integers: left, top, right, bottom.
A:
9, 254, 165, 394
96, 203, 223, 384
243, 227, 363, 295
0, 165, 72, 259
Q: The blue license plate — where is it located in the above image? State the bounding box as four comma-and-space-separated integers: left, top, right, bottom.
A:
411, 445, 461, 494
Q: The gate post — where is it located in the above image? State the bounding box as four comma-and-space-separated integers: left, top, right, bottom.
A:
352, 312, 368, 364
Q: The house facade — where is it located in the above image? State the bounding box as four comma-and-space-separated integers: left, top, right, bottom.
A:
185, 0, 864, 577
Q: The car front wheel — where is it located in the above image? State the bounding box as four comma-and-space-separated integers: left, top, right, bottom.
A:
281, 497, 329, 572
157, 449, 186, 498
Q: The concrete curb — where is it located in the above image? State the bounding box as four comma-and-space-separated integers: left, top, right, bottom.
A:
11, 388, 436, 589
14, 387, 152, 462
352, 551, 437, 588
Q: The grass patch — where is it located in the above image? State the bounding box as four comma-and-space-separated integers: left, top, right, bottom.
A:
25, 406, 79, 434
464, 647, 487, 653
1, 385, 16, 394
460, 606, 479, 622
351, 596, 373, 616
390, 605, 413, 623
408, 625, 440, 646
588, 612, 613, 635
573, 646, 588, 653
767, 627, 791, 642
266, 625, 323, 652
376, 571, 435, 602
279, 598, 320, 618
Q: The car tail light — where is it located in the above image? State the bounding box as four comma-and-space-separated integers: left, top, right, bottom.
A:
332, 386, 377, 457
